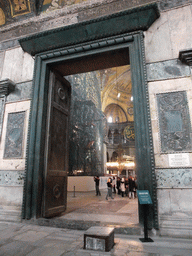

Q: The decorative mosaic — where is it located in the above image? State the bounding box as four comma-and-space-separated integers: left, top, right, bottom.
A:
0, 170, 25, 186
4, 111, 26, 159
43, 0, 89, 12
156, 169, 192, 188
157, 91, 192, 153
9, 0, 31, 17
0, 8, 5, 25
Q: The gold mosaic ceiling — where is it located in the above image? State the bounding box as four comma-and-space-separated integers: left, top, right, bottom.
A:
101, 65, 134, 123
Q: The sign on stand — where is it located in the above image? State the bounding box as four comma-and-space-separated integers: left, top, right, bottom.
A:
137, 190, 152, 205
137, 190, 154, 243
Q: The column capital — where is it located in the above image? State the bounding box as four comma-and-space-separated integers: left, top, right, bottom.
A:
0, 79, 16, 97
179, 49, 192, 66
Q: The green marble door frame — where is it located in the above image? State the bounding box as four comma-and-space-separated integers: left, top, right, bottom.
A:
20, 3, 159, 229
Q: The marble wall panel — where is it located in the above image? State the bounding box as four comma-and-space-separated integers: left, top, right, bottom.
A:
0, 186, 23, 205
6, 81, 32, 102
0, 40, 19, 52
1, 47, 34, 83
0, 51, 5, 79
145, 5, 192, 63
152, 132, 160, 154
21, 52, 34, 81
4, 111, 26, 159
1, 47, 23, 82
157, 91, 191, 153
148, 77, 192, 128
156, 168, 192, 188
0, 170, 25, 186
157, 188, 192, 216
0, 97, 5, 137
147, 59, 191, 82
144, 11, 173, 63
157, 189, 172, 215
168, 5, 192, 59
155, 154, 169, 168
0, 101, 30, 171
148, 77, 192, 166
159, 0, 192, 11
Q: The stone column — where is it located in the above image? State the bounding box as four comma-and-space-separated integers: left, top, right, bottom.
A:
111, 129, 114, 144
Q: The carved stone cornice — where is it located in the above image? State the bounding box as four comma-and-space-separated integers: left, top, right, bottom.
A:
19, 2, 160, 56
179, 49, 192, 66
0, 79, 16, 97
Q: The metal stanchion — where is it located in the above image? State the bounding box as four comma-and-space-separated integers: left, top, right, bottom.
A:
73, 186, 76, 197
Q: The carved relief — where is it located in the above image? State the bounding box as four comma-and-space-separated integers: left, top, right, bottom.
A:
4, 111, 26, 158
53, 184, 61, 199
157, 91, 192, 153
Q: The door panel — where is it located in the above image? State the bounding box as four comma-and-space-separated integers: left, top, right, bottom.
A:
43, 71, 71, 217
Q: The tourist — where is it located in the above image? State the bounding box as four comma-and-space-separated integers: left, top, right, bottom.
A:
106, 177, 114, 200
129, 176, 136, 199
94, 176, 101, 196
112, 176, 116, 194
116, 176, 121, 195
120, 177, 125, 197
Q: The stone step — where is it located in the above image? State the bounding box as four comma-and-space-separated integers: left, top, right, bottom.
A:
22, 217, 142, 235
0, 210, 21, 222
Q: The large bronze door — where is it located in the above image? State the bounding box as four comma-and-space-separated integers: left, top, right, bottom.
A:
43, 71, 71, 217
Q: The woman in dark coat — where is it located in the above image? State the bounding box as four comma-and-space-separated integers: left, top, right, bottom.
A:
116, 177, 121, 195
128, 176, 136, 199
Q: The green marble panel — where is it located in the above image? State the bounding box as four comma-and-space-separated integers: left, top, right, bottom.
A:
156, 169, 192, 188
157, 91, 192, 152
4, 111, 26, 159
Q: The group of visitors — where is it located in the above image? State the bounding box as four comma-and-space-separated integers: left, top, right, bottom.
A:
94, 175, 137, 200
117, 176, 137, 198
114, 176, 137, 199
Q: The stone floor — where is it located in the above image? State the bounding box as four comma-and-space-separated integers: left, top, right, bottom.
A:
1, 189, 192, 255
27, 189, 140, 234
0, 221, 192, 256
64, 189, 139, 225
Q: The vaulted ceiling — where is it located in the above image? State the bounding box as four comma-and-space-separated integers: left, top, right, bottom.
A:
101, 65, 134, 123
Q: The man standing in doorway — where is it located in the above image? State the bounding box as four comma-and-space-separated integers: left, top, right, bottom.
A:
94, 176, 101, 196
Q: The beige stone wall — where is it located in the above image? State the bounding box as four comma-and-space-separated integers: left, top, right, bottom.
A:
145, 4, 192, 237
145, 5, 192, 63
0, 47, 34, 83
0, 47, 33, 220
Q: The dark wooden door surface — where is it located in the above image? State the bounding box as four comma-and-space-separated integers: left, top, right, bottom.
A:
43, 71, 71, 217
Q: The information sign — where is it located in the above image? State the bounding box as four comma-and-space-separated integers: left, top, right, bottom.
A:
137, 190, 152, 205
